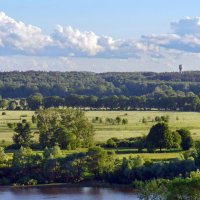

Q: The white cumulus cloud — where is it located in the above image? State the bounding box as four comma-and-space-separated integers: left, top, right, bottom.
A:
1, 12, 200, 71
0, 12, 52, 54
52, 25, 103, 56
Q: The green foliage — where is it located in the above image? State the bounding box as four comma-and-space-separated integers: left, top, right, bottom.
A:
43, 145, 62, 159
13, 122, 33, 147
105, 117, 128, 125
0, 147, 7, 166
56, 127, 76, 150
19, 99, 26, 109
136, 179, 168, 200
22, 119, 27, 123
104, 136, 146, 151
7, 122, 14, 129
0, 99, 8, 109
182, 149, 197, 160
31, 115, 37, 124
8, 101, 17, 110
27, 93, 43, 110
60, 153, 86, 182
147, 123, 173, 152
106, 138, 117, 148
12, 147, 42, 169
1, 71, 200, 111
87, 146, 115, 178
142, 117, 147, 124
19, 178, 38, 185
37, 108, 94, 148
122, 118, 128, 124
20, 114, 28, 117
171, 131, 182, 148
137, 171, 200, 200
155, 115, 170, 123
92, 116, 103, 123
115, 116, 121, 124
177, 128, 194, 150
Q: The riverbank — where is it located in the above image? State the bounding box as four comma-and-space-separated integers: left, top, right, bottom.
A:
0, 181, 136, 190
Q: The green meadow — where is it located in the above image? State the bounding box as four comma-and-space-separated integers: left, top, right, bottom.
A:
0, 110, 199, 160
85, 110, 200, 142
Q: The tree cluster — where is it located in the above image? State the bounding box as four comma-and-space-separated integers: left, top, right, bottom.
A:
37, 108, 94, 149
146, 123, 194, 152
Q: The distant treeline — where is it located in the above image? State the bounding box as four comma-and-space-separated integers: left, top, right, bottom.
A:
1, 71, 200, 98
1, 71, 200, 111
1, 94, 200, 111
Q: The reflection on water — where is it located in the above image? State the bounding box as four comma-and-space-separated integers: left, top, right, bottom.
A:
0, 186, 138, 200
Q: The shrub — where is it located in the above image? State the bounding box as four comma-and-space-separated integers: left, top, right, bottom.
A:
7, 123, 14, 129
177, 128, 194, 150
20, 114, 28, 117
18, 177, 38, 185
22, 119, 27, 123
106, 139, 117, 148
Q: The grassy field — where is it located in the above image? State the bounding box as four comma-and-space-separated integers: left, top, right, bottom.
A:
1, 110, 200, 143
85, 110, 200, 142
0, 111, 36, 144
0, 110, 200, 160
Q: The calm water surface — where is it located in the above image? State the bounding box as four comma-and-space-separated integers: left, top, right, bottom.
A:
0, 186, 138, 200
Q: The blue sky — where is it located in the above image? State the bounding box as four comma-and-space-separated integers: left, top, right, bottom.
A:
2, 0, 200, 37
0, 0, 200, 72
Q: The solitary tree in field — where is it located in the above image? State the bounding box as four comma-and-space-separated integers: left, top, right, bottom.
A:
146, 122, 173, 152
115, 116, 121, 124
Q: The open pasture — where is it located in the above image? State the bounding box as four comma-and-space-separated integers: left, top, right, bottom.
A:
0, 110, 200, 144
85, 110, 200, 142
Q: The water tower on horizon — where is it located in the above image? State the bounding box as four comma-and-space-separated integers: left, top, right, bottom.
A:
179, 64, 183, 73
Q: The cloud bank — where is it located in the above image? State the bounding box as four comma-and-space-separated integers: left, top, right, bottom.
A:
0, 11, 165, 58
0, 11, 200, 71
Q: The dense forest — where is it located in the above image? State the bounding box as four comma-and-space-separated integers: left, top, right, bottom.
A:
1, 71, 200, 111
1, 71, 200, 98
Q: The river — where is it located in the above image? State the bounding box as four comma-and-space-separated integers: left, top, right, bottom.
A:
0, 186, 139, 200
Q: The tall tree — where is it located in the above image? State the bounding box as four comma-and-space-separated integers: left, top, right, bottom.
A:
13, 122, 33, 147
146, 122, 173, 152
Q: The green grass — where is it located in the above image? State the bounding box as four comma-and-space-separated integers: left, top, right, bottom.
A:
115, 152, 182, 160
0, 110, 36, 143
1, 110, 200, 143
85, 110, 200, 142
5, 148, 181, 161
112, 148, 184, 160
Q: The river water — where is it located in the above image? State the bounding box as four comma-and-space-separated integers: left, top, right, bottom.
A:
0, 186, 139, 200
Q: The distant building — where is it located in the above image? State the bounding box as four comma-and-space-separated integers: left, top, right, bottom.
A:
179, 64, 183, 73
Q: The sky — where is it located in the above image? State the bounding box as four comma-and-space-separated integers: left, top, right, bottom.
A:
0, 0, 200, 72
